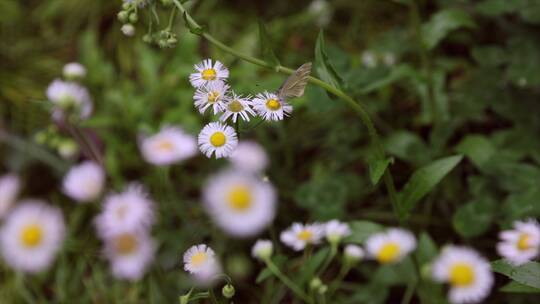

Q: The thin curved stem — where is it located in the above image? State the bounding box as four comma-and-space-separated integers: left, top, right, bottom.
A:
264, 258, 314, 304
172, 0, 401, 220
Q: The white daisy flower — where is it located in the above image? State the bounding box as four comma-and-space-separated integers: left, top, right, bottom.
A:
229, 141, 268, 173
0, 200, 65, 273
280, 222, 325, 251
63, 62, 86, 80
365, 228, 416, 264
95, 184, 155, 238
0, 174, 21, 219
497, 219, 540, 266
189, 59, 229, 88
252, 239, 273, 261
203, 169, 276, 237
46, 79, 93, 120
62, 161, 105, 203
140, 126, 197, 166
193, 81, 230, 115
432, 246, 494, 304
325, 220, 351, 244
344, 244, 364, 262
253, 92, 292, 121
104, 231, 156, 281
219, 92, 255, 123
183, 244, 221, 283
197, 122, 238, 159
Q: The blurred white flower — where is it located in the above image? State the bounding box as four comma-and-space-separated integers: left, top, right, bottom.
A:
365, 228, 416, 264
0, 174, 21, 218
280, 223, 325, 251
121, 24, 135, 37
253, 92, 292, 121
198, 122, 238, 159
189, 59, 229, 88
219, 92, 255, 123
183, 244, 221, 283
229, 141, 268, 173
0, 200, 65, 273
497, 219, 540, 266
203, 169, 276, 237
432, 246, 493, 304
325, 220, 351, 244
95, 184, 155, 238
104, 231, 156, 281
140, 126, 197, 166
62, 161, 105, 203
344, 244, 364, 262
361, 51, 378, 68
382, 52, 397, 66
63, 62, 86, 80
193, 81, 229, 115
251, 239, 273, 261
308, 0, 332, 27
46, 79, 93, 120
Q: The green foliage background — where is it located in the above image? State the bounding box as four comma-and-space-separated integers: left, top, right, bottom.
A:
2, 0, 540, 303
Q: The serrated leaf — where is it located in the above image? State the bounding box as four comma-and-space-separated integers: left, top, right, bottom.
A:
257, 21, 280, 67
399, 155, 463, 217
314, 30, 344, 90
492, 260, 540, 289
422, 9, 476, 49
369, 157, 393, 185
500, 281, 540, 293
345, 221, 384, 244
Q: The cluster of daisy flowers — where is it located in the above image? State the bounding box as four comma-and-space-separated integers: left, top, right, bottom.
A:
190, 59, 292, 159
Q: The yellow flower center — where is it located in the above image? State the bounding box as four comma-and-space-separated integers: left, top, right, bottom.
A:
191, 252, 208, 267
114, 233, 139, 255
208, 91, 220, 103
210, 132, 226, 147
517, 233, 532, 251
201, 68, 217, 80
20, 224, 43, 248
449, 263, 475, 287
228, 100, 244, 112
297, 230, 313, 241
156, 140, 174, 152
227, 185, 252, 211
266, 98, 281, 111
376, 242, 401, 264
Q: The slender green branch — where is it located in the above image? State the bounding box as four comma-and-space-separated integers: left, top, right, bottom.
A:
264, 258, 314, 304
172, 0, 401, 221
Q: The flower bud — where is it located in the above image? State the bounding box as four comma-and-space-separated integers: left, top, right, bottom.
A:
318, 284, 328, 295
179, 295, 189, 304
117, 11, 129, 22
222, 284, 235, 299
129, 13, 138, 23
309, 277, 322, 290
122, 2, 131, 10
142, 34, 153, 43
63, 62, 86, 80
121, 24, 135, 37
251, 239, 273, 261
57, 139, 79, 159
344, 244, 364, 264
161, 0, 173, 6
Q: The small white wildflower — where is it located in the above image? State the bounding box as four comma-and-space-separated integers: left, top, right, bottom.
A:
325, 220, 351, 244
365, 228, 416, 264
361, 51, 378, 68
253, 92, 292, 121
189, 59, 229, 88
140, 126, 197, 166
104, 230, 156, 281
62, 161, 105, 203
344, 244, 364, 262
220, 92, 255, 123
63, 62, 86, 80
121, 24, 135, 37
251, 239, 273, 261
0, 174, 21, 219
497, 219, 540, 266
193, 81, 230, 115
280, 223, 325, 251
183, 244, 221, 283
46, 79, 93, 120
229, 141, 268, 173
197, 122, 238, 159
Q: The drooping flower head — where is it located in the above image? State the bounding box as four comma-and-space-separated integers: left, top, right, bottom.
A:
189, 59, 229, 88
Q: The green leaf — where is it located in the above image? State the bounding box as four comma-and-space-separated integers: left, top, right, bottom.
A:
452, 197, 495, 238
500, 281, 540, 293
256, 255, 287, 283
492, 260, 540, 289
455, 135, 496, 169
295, 247, 330, 285
369, 157, 393, 185
422, 9, 476, 49
314, 30, 344, 90
399, 155, 463, 217
257, 21, 280, 67
345, 221, 384, 244
415, 232, 438, 265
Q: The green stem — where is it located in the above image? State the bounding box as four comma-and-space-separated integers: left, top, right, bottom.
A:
400, 279, 417, 304
316, 244, 337, 277
172, 0, 401, 221
264, 258, 314, 304
327, 261, 351, 298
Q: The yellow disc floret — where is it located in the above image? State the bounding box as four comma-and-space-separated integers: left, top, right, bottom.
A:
114, 233, 138, 255
210, 132, 226, 147
297, 229, 313, 241
266, 99, 281, 111
202, 68, 217, 80
376, 242, 401, 264
227, 185, 252, 211
20, 224, 43, 248
449, 263, 475, 287
517, 233, 532, 251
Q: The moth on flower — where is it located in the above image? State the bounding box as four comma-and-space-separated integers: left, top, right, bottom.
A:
189, 59, 229, 88
253, 91, 293, 121
193, 81, 230, 115
219, 92, 255, 123
198, 122, 238, 159
497, 219, 540, 265
280, 222, 325, 251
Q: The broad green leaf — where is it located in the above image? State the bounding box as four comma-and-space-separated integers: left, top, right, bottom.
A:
452, 197, 495, 238
492, 260, 540, 289
455, 135, 495, 169
345, 221, 384, 244
385, 131, 432, 166
500, 281, 540, 293
369, 157, 393, 185
415, 232, 438, 265
422, 9, 476, 49
314, 30, 344, 90
257, 21, 280, 67
399, 155, 463, 217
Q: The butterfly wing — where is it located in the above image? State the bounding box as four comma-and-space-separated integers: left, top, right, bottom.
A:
277, 62, 312, 100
